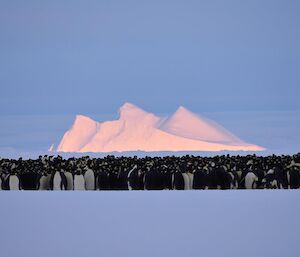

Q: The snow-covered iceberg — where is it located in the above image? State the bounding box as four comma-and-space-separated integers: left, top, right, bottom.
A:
56, 102, 265, 152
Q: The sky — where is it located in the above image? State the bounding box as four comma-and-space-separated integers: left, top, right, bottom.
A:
0, 0, 300, 155
1, 0, 300, 115
1, 190, 299, 257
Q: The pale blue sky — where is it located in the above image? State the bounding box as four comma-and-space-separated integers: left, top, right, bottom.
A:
1, 0, 300, 116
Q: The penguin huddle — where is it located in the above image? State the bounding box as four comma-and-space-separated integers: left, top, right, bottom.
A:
1, 153, 300, 190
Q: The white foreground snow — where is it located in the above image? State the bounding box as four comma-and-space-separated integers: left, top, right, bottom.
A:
0, 191, 299, 257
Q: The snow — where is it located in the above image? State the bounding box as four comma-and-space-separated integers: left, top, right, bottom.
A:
56, 102, 264, 153
0, 191, 299, 257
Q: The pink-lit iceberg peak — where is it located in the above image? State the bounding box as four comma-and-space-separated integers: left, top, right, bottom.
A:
55, 102, 265, 153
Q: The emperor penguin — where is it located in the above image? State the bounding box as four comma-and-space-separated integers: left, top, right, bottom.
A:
1, 173, 10, 190
74, 169, 85, 190
245, 172, 258, 189
19, 169, 39, 190
65, 171, 74, 190
162, 170, 172, 190
97, 170, 110, 190
38, 172, 51, 190
182, 172, 191, 190
172, 170, 185, 190
7, 163, 21, 190
287, 167, 300, 189
228, 172, 239, 189
127, 165, 138, 190
187, 172, 194, 190
144, 165, 163, 190
128, 165, 144, 190
84, 168, 95, 190
50, 170, 67, 190
8, 173, 21, 190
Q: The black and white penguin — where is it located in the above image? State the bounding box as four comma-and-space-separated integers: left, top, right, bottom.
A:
1, 173, 9, 190
8, 173, 21, 190
38, 172, 51, 190
74, 169, 85, 190
97, 170, 110, 190
182, 172, 191, 190
84, 168, 95, 190
109, 166, 119, 190
236, 166, 246, 189
0, 169, 5, 190
215, 166, 231, 190
274, 166, 288, 189
253, 168, 266, 189
172, 170, 185, 190
19, 170, 39, 190
117, 167, 130, 190
288, 167, 300, 189
187, 171, 194, 190
162, 170, 173, 190
245, 172, 258, 189
263, 168, 281, 189
193, 166, 210, 189
50, 170, 67, 190
127, 165, 140, 190
144, 166, 164, 190
209, 165, 219, 189
64, 171, 74, 190
228, 171, 239, 189
5, 163, 21, 190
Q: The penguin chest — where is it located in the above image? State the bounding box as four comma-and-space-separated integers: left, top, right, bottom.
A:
9, 175, 20, 190
245, 173, 257, 189
74, 175, 85, 190
39, 175, 50, 190
53, 173, 62, 190
65, 172, 74, 190
84, 170, 95, 190
182, 173, 190, 190
187, 173, 194, 190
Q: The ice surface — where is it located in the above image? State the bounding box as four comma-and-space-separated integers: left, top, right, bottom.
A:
57, 114, 99, 152
160, 105, 243, 144
0, 191, 299, 257
56, 102, 264, 152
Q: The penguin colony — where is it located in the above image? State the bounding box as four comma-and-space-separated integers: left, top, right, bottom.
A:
1, 154, 300, 190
